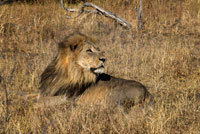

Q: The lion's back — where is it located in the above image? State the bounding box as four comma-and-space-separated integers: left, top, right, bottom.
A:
77, 74, 153, 106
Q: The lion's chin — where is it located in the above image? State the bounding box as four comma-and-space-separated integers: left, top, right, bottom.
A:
90, 67, 104, 74
94, 68, 104, 74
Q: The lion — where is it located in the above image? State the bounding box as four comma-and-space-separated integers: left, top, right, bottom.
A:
38, 32, 154, 108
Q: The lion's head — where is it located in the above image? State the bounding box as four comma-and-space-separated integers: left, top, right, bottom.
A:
39, 32, 106, 97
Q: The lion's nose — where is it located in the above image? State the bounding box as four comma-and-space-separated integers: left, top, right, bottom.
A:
99, 58, 106, 63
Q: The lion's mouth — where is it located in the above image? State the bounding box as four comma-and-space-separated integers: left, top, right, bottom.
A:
90, 64, 104, 74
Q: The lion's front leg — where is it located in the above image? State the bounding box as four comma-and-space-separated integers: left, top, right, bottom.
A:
34, 95, 68, 108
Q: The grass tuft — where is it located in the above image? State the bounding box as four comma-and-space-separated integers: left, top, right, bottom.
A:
0, 0, 200, 133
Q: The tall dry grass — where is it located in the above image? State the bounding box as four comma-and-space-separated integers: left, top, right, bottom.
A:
0, 0, 200, 133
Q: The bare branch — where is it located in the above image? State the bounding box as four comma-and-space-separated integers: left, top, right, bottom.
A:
135, 0, 143, 29
60, 0, 132, 29
61, 0, 79, 12
82, 3, 132, 28
0, 0, 14, 6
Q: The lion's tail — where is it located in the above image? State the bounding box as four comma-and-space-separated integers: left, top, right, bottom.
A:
144, 91, 155, 106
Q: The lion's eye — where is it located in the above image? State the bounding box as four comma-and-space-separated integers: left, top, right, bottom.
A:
86, 49, 93, 53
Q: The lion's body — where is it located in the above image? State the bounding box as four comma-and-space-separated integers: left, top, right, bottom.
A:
77, 74, 153, 107
38, 32, 154, 108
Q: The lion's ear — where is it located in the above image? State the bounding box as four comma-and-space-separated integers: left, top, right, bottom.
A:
70, 44, 78, 52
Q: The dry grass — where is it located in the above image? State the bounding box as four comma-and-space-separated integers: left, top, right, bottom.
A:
0, 0, 200, 133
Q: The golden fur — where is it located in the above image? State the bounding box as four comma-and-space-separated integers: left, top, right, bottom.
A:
39, 32, 154, 108
39, 32, 105, 97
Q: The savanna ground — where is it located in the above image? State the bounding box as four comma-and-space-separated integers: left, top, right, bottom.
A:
0, 0, 200, 133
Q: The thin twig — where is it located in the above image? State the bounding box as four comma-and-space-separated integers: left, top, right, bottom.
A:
0, 76, 9, 133
60, 0, 132, 29
2, 80, 9, 122
4, 85, 9, 122
61, 0, 79, 12
0, 0, 14, 6
135, 0, 143, 29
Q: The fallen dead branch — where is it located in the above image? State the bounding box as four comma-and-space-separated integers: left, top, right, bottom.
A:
135, 0, 143, 29
0, 0, 14, 6
61, 0, 132, 29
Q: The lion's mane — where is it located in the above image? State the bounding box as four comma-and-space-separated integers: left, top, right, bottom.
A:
39, 33, 97, 98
